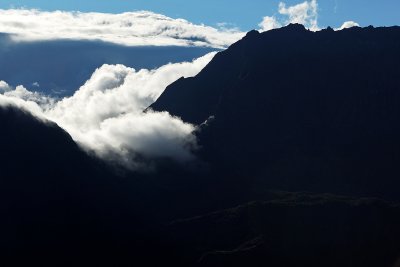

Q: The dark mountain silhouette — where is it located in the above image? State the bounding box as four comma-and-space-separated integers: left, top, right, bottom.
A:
2, 24, 400, 266
152, 24, 400, 201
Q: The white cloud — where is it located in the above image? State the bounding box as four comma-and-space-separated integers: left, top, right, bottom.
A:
4, 85, 55, 108
259, 16, 282, 32
0, 52, 216, 169
0, 9, 244, 48
0, 88, 47, 121
0, 80, 12, 93
259, 0, 319, 32
0, 5, 359, 48
335, 21, 360, 31
278, 0, 319, 31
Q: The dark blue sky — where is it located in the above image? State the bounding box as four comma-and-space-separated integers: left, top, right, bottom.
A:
0, 0, 399, 30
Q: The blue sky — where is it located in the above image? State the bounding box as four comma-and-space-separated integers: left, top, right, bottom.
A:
0, 0, 399, 31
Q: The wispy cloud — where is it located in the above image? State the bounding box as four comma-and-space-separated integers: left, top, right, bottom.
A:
334, 0, 339, 14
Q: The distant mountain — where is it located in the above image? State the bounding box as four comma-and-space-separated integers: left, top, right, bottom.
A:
152, 24, 400, 200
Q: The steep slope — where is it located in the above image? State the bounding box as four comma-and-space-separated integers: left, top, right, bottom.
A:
0, 105, 97, 178
151, 24, 400, 200
0, 106, 169, 266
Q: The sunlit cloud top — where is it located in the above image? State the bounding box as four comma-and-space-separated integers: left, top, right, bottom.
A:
0, 9, 245, 48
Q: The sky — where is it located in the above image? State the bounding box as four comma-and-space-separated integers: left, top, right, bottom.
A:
0, 0, 399, 31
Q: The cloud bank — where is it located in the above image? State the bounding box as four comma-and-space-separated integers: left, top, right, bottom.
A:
0, 52, 216, 169
0, 9, 244, 48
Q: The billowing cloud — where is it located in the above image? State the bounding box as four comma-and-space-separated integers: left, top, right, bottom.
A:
335, 21, 360, 31
0, 9, 244, 48
0, 80, 12, 93
0, 52, 216, 170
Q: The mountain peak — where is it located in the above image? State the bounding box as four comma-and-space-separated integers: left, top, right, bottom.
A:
244, 29, 260, 39
280, 23, 307, 32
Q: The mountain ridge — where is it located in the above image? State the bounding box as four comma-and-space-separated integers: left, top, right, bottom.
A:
151, 24, 400, 124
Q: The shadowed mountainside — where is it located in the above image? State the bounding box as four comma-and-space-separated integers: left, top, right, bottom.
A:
152, 24, 400, 201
